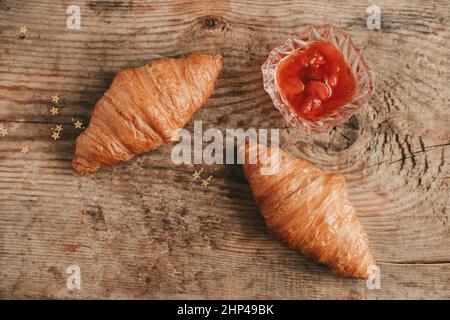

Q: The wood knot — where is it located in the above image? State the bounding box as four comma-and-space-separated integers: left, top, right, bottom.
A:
316, 115, 362, 152
1, 0, 11, 12
200, 15, 227, 31
202, 16, 217, 29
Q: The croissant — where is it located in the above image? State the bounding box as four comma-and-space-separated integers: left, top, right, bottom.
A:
242, 143, 376, 279
72, 53, 223, 175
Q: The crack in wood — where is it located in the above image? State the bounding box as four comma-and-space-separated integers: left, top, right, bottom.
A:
419, 136, 426, 152
366, 142, 450, 169
438, 148, 445, 174
404, 134, 416, 168
394, 133, 407, 171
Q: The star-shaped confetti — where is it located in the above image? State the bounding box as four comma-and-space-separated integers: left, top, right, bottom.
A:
51, 131, 60, 140
74, 120, 83, 129
192, 168, 203, 180
207, 175, 213, 182
50, 106, 59, 115
21, 146, 30, 154
19, 26, 28, 34
51, 95, 60, 104
201, 179, 210, 187
0, 123, 8, 137
54, 124, 63, 132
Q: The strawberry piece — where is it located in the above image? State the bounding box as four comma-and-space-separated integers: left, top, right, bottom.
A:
309, 49, 326, 68
279, 76, 305, 106
305, 81, 330, 101
299, 96, 322, 115
307, 66, 325, 81
325, 73, 338, 87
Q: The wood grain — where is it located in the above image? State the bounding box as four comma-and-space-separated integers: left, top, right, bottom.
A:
0, 0, 449, 299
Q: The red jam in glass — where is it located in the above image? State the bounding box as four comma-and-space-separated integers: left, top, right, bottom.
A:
275, 40, 356, 121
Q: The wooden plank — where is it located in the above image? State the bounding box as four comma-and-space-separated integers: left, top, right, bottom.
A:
0, 0, 449, 299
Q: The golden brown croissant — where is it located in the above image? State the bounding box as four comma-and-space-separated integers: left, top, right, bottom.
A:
72, 53, 223, 175
242, 143, 376, 279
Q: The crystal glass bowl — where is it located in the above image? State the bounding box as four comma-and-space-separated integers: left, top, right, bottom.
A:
262, 24, 374, 133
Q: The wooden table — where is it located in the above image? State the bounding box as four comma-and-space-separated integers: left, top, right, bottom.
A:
0, 0, 449, 299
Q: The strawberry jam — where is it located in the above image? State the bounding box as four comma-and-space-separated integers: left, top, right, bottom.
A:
275, 40, 356, 121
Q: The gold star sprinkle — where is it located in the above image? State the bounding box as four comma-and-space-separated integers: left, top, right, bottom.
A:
50, 106, 59, 115
207, 175, 213, 181
192, 171, 201, 180
19, 26, 28, 34
21, 146, 30, 154
54, 124, 63, 132
192, 168, 203, 180
0, 123, 8, 137
51, 95, 60, 104
51, 131, 60, 140
74, 120, 83, 129
201, 179, 210, 188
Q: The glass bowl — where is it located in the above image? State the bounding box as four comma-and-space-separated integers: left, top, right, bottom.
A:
261, 24, 374, 133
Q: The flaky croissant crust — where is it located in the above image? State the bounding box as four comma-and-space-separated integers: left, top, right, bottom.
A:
242, 143, 376, 279
73, 53, 223, 175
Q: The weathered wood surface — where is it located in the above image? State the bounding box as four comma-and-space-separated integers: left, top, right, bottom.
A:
0, 0, 449, 299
